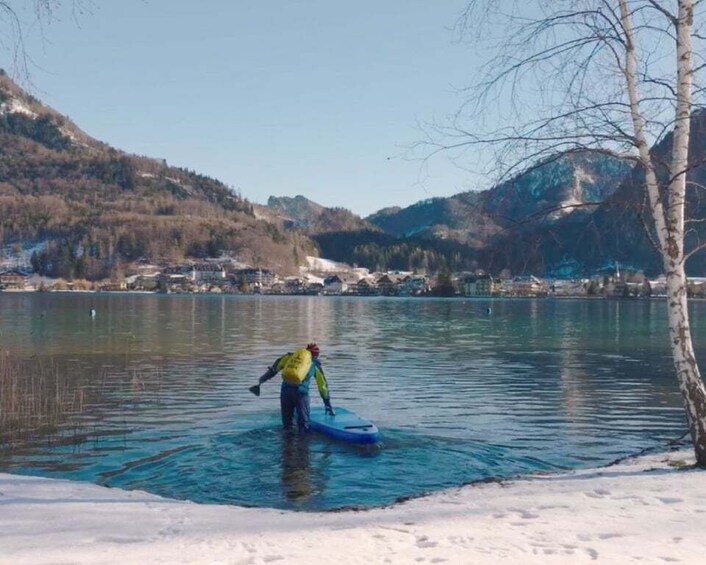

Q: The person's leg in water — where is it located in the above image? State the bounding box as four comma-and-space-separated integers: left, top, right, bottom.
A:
295, 391, 311, 432
280, 386, 298, 430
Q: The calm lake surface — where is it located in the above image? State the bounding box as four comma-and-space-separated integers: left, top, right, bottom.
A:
0, 293, 700, 510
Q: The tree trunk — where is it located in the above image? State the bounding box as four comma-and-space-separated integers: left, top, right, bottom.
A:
620, 0, 706, 466
664, 0, 706, 466
666, 264, 706, 465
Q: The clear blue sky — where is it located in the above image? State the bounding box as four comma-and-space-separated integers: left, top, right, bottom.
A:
5, 0, 479, 217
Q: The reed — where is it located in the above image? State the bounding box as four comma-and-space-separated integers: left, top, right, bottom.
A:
0, 353, 89, 447
0, 350, 167, 449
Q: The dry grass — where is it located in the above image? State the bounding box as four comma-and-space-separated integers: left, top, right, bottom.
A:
0, 347, 166, 449
0, 354, 92, 447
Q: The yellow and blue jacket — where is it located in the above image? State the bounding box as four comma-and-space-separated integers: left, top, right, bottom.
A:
270, 353, 330, 400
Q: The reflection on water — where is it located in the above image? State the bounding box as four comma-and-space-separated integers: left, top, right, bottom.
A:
280, 433, 313, 503
0, 293, 699, 510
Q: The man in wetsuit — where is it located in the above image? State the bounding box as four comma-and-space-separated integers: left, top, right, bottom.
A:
257, 342, 334, 431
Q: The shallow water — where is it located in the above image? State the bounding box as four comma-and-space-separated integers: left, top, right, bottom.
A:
0, 293, 699, 510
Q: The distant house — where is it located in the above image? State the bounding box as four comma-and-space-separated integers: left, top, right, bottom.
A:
375, 274, 399, 296
341, 274, 362, 290
0, 269, 28, 290
609, 281, 643, 298
550, 279, 589, 296
688, 278, 706, 298
127, 266, 160, 291
354, 278, 377, 296
129, 274, 159, 292
161, 266, 185, 277
462, 274, 498, 296
284, 277, 305, 293
400, 275, 429, 296
232, 268, 276, 288
306, 282, 324, 295
503, 275, 547, 296
189, 263, 226, 284
159, 266, 189, 291
99, 280, 127, 292
323, 275, 347, 295
268, 281, 286, 294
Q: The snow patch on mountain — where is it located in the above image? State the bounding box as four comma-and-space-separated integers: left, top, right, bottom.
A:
0, 241, 48, 271
0, 96, 38, 118
549, 166, 600, 220
305, 256, 352, 273
59, 126, 78, 143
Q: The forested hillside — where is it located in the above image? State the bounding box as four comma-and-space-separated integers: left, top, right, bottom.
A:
475, 113, 706, 277
0, 72, 311, 279
266, 195, 483, 273
5, 66, 703, 281
267, 195, 376, 233
312, 229, 480, 273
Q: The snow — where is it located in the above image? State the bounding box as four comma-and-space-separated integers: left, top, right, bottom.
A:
59, 125, 78, 143
0, 97, 38, 118
305, 256, 352, 273
548, 167, 597, 220
0, 241, 48, 271
303, 273, 325, 284
0, 95, 84, 147
1, 449, 704, 564
165, 176, 183, 186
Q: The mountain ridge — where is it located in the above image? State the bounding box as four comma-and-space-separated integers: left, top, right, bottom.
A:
0, 72, 313, 279
4, 69, 704, 280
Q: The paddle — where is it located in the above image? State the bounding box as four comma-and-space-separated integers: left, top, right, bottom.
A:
250, 369, 272, 396
250, 368, 277, 396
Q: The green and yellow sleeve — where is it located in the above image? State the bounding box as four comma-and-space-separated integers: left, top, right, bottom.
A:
313, 364, 329, 400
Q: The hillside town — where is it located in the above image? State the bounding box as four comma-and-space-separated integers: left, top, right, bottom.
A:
2, 255, 705, 299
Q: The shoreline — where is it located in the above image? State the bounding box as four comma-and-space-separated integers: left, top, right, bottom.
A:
0, 289, 690, 300
1, 448, 704, 564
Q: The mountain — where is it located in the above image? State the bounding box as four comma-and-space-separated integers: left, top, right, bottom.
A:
4, 66, 701, 281
311, 228, 482, 273
469, 151, 635, 276
573, 110, 706, 276
264, 152, 636, 275
264, 195, 488, 272
266, 194, 375, 233
366, 152, 631, 246
0, 71, 311, 279
481, 151, 633, 224
476, 114, 706, 277
366, 192, 500, 247
267, 195, 325, 224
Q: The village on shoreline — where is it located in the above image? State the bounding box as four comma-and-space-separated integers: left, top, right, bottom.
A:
2, 255, 705, 299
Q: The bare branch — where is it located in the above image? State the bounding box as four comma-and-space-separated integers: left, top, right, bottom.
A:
685, 240, 706, 260
0, 2, 85, 84
645, 0, 678, 24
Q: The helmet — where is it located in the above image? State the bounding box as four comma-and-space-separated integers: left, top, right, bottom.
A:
306, 342, 320, 357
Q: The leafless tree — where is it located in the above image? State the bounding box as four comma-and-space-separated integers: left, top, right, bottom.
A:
0, 1, 86, 82
437, 0, 706, 465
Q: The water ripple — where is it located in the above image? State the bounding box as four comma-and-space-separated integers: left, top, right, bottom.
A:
0, 294, 696, 510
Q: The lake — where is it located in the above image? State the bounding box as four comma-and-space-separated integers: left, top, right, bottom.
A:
0, 293, 698, 510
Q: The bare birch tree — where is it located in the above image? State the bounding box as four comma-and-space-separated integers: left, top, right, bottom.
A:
437, 0, 706, 465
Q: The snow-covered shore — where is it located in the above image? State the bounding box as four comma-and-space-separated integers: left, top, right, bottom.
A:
1, 449, 704, 564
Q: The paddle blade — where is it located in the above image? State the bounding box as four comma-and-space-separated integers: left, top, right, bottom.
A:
249, 384, 261, 397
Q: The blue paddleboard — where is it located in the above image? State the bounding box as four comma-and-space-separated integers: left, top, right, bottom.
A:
309, 406, 381, 445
